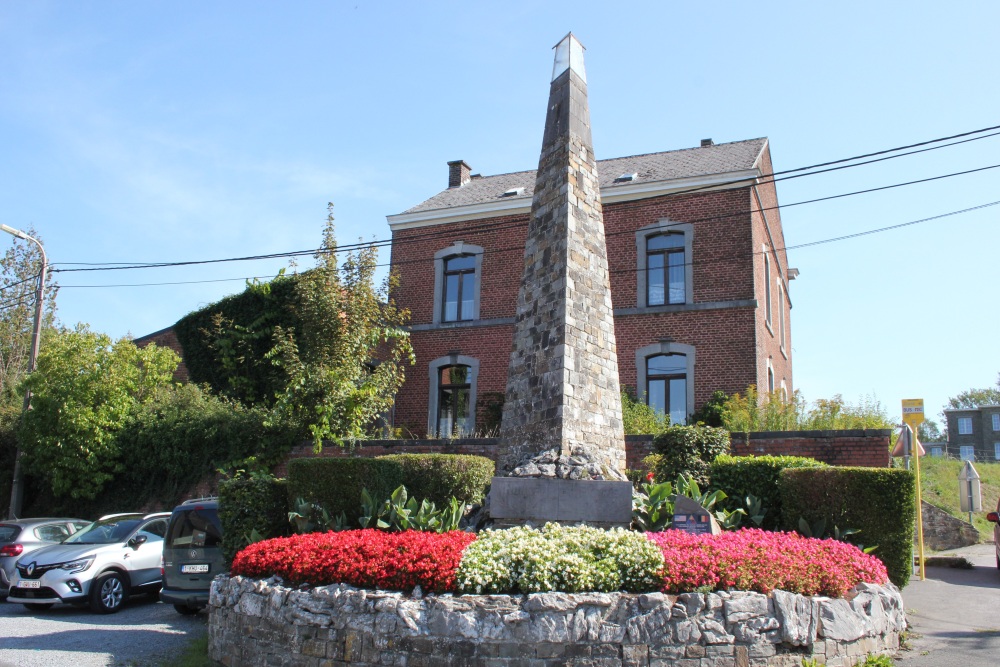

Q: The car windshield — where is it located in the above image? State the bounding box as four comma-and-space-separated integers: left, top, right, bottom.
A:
166, 509, 222, 549
63, 517, 143, 544
0, 524, 21, 542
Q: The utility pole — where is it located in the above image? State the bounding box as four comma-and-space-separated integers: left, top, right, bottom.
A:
1, 224, 47, 519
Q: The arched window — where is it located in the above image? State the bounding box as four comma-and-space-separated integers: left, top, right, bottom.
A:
646, 353, 688, 426
442, 255, 476, 322
436, 365, 471, 436
427, 355, 480, 437
635, 221, 693, 308
646, 233, 686, 306
433, 243, 483, 324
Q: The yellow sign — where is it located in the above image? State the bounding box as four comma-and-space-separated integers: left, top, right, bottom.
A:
902, 398, 924, 430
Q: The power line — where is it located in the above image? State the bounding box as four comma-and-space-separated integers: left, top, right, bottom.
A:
52, 159, 1000, 282
50, 123, 1000, 275
59, 198, 1000, 289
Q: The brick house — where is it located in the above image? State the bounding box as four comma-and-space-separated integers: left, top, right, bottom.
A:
388, 138, 796, 437
944, 406, 1000, 461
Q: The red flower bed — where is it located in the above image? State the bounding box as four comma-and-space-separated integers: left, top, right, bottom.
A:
231, 529, 477, 593
648, 528, 888, 598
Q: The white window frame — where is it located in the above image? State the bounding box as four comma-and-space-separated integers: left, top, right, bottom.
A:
931, 446, 943, 458
994, 442, 1000, 460
960, 445, 975, 461
427, 354, 479, 437
992, 413, 1000, 431
635, 341, 695, 424
635, 221, 694, 308
432, 242, 484, 324
958, 417, 973, 435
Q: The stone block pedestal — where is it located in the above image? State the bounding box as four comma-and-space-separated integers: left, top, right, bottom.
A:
489, 476, 632, 528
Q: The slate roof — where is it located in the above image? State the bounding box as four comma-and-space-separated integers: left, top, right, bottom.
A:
402, 138, 768, 215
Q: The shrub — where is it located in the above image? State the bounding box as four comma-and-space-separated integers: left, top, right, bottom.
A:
621, 390, 670, 434
646, 425, 730, 486
231, 529, 476, 593
709, 455, 827, 530
778, 467, 916, 587
649, 529, 888, 597
376, 453, 494, 505
690, 390, 728, 427
219, 474, 289, 564
286, 457, 405, 524
113, 384, 299, 509
456, 524, 664, 595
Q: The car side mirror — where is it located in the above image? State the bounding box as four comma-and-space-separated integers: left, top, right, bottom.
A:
129, 534, 148, 549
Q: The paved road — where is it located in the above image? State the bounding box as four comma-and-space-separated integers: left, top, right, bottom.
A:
898, 543, 1000, 667
0, 594, 207, 667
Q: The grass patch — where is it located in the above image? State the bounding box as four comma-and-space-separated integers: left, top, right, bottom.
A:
915, 456, 1000, 541
159, 635, 213, 667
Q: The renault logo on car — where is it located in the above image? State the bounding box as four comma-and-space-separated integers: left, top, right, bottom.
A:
25, 562, 35, 576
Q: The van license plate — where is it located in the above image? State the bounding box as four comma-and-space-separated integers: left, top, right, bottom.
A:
181, 564, 209, 574
17, 580, 41, 588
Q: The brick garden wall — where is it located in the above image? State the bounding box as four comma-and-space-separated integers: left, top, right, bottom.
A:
273, 430, 892, 477
133, 325, 190, 383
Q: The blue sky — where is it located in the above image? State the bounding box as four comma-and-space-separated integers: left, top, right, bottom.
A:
2, 1, 998, 425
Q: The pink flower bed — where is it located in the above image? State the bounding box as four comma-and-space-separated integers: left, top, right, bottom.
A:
231, 529, 477, 593
648, 528, 889, 598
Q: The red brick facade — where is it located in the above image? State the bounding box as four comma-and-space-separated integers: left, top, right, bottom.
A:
134, 326, 190, 383
388, 142, 794, 437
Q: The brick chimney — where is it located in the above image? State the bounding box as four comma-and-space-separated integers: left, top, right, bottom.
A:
447, 160, 472, 188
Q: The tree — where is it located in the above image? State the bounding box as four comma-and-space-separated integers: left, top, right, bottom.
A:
945, 374, 1000, 411
918, 420, 944, 442
0, 227, 58, 403
18, 325, 179, 499
267, 205, 414, 449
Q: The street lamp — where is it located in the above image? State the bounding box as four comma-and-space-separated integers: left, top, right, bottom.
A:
1, 224, 47, 519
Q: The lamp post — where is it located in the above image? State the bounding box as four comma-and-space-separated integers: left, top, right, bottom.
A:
1, 224, 47, 519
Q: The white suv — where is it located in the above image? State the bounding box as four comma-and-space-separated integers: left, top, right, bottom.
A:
7, 512, 170, 613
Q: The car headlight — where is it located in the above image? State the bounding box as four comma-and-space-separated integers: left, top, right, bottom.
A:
59, 557, 94, 574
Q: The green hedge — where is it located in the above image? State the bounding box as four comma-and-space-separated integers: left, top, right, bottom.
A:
778, 467, 916, 587
376, 454, 493, 505
219, 475, 289, 564
646, 425, 731, 485
710, 455, 827, 530
287, 458, 406, 524
286, 454, 495, 525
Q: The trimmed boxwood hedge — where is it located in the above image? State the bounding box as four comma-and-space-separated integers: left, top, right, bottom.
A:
287, 458, 405, 524
778, 467, 916, 587
377, 454, 494, 505
287, 454, 495, 524
646, 425, 730, 486
710, 455, 827, 530
218, 475, 289, 564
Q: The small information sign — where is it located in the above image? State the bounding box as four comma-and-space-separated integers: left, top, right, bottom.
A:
672, 495, 721, 536
902, 399, 924, 430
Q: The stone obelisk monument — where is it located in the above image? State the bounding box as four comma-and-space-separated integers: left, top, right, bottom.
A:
490, 34, 632, 527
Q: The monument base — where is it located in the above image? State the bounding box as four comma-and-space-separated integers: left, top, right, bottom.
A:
488, 477, 633, 528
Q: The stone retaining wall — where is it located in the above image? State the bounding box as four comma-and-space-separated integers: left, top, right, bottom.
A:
208, 576, 905, 667
920, 500, 980, 551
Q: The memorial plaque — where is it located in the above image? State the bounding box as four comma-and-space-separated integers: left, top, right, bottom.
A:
672, 495, 721, 536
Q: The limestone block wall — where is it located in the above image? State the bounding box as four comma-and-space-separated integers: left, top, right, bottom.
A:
920, 500, 980, 551
209, 576, 905, 667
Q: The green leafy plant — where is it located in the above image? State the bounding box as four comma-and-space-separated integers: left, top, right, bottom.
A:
710, 454, 826, 530
631, 473, 745, 531
218, 472, 289, 564
621, 389, 671, 434
359, 485, 464, 533
646, 424, 730, 486
288, 496, 341, 534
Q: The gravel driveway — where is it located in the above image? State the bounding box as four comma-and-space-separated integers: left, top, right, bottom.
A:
0, 594, 207, 667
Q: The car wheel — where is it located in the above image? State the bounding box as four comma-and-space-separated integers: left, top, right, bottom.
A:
90, 572, 128, 614
173, 603, 201, 615
24, 603, 54, 611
